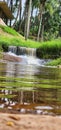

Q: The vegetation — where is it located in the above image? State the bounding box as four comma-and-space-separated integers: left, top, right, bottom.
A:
0, 26, 61, 59
3, 0, 61, 41
0, 25, 19, 36
46, 58, 61, 66
0, 0, 61, 62
37, 38, 61, 59
0, 25, 41, 49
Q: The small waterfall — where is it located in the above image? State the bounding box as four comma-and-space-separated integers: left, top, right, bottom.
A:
8, 46, 36, 57
8, 46, 47, 66
17, 47, 36, 57
8, 46, 17, 54
26, 48, 36, 57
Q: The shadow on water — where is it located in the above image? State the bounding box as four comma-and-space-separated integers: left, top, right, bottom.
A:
0, 46, 61, 115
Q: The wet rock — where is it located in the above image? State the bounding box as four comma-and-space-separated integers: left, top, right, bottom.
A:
3, 53, 22, 62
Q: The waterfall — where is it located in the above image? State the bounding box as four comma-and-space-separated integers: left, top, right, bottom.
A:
8, 46, 48, 66
17, 47, 36, 57
8, 46, 17, 54
8, 46, 36, 57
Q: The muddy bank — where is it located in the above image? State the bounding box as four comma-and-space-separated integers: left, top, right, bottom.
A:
0, 113, 61, 130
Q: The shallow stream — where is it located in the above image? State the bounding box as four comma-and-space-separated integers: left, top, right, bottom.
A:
0, 48, 61, 116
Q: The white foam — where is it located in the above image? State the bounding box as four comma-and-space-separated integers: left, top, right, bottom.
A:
7, 52, 48, 66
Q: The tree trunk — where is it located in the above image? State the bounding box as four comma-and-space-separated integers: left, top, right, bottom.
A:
25, 0, 32, 40
10, 0, 13, 27
37, 4, 43, 41
18, 0, 22, 32
24, 6, 28, 40
41, 19, 44, 41
12, 3, 20, 28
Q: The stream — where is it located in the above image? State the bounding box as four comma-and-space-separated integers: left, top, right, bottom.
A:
0, 46, 61, 116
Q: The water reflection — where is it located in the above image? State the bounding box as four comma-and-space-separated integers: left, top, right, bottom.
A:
0, 59, 61, 115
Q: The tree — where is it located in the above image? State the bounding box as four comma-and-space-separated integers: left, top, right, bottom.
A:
24, 0, 32, 40
37, 0, 46, 41
10, 0, 13, 26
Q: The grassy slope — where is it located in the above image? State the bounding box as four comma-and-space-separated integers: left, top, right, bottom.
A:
0, 25, 61, 49
0, 25, 41, 48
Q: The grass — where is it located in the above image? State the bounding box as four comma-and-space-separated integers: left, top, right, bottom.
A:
0, 25, 41, 49
37, 38, 61, 59
46, 58, 61, 66
0, 25, 19, 36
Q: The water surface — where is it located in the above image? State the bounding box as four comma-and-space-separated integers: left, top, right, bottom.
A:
0, 51, 61, 115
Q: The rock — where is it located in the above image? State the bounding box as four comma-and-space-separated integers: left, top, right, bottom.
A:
3, 53, 22, 62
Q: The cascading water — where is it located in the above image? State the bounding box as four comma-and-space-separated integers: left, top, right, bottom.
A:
8, 46, 17, 54
8, 46, 48, 66
16, 46, 36, 56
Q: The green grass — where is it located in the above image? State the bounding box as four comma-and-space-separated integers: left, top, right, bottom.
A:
37, 38, 61, 59
46, 58, 61, 66
0, 25, 41, 48
0, 35, 41, 49
0, 25, 19, 36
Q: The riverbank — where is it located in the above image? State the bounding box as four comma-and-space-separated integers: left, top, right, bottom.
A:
0, 113, 61, 130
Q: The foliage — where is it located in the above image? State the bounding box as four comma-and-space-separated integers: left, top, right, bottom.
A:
46, 58, 61, 66
4, 0, 61, 41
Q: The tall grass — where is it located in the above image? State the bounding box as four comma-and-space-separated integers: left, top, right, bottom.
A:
37, 38, 61, 59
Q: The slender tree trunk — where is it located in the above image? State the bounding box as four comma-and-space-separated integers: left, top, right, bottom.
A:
24, 6, 28, 40
27, 0, 32, 39
41, 19, 44, 41
25, 0, 32, 40
19, 6, 26, 32
10, 0, 13, 27
18, 0, 22, 32
12, 3, 20, 28
37, 4, 43, 41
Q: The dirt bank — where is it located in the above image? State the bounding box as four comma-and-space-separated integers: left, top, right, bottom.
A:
0, 113, 61, 130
